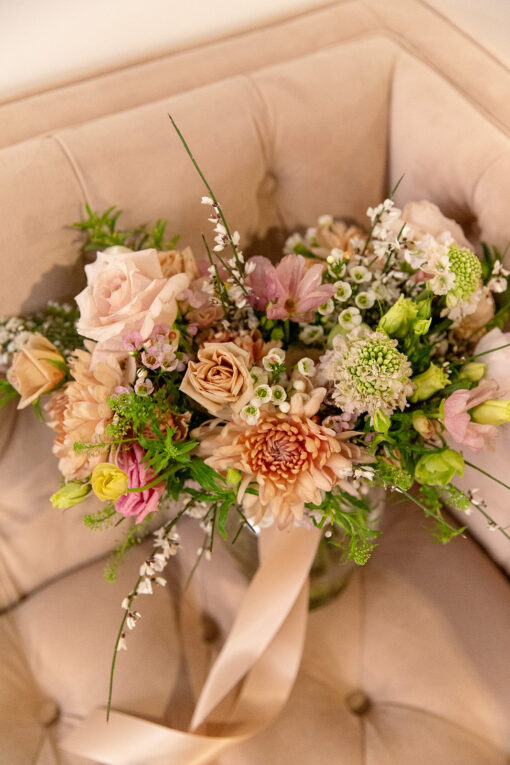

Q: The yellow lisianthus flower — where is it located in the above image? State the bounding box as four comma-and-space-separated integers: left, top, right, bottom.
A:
91, 463, 129, 502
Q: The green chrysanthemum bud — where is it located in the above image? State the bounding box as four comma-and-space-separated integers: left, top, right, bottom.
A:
410, 363, 449, 403
51, 481, 91, 509
448, 246, 482, 299
470, 399, 510, 425
415, 448, 465, 486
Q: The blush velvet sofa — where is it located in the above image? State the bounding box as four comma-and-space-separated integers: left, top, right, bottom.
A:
1, 1, 510, 763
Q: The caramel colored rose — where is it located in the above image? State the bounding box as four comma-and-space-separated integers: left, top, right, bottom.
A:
158, 247, 198, 281
7, 333, 65, 409
452, 288, 495, 343
180, 342, 253, 418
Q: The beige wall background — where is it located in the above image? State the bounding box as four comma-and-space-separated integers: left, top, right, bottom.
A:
2, 0, 510, 102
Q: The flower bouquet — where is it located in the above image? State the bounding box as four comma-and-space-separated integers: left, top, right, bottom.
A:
2, 119, 510, 718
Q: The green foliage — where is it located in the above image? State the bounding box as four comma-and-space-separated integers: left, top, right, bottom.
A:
0, 379, 17, 410
139, 426, 197, 475
73, 203, 179, 253
104, 517, 152, 582
306, 490, 381, 565
417, 485, 466, 544
83, 503, 117, 530
373, 457, 414, 492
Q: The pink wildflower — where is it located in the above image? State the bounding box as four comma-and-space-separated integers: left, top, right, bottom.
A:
141, 346, 161, 370
122, 331, 143, 352
247, 254, 335, 321
443, 380, 499, 452
115, 443, 165, 523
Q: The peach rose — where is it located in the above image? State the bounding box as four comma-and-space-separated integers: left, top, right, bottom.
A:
158, 247, 198, 281
76, 248, 189, 358
180, 342, 253, 418
7, 333, 65, 409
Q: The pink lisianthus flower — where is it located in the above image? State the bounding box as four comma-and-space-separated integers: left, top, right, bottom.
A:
247, 254, 336, 321
115, 443, 165, 523
443, 380, 499, 452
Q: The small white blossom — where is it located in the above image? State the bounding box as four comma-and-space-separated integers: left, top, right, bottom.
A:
299, 324, 324, 344
488, 276, 507, 293
297, 358, 315, 376
201, 196, 214, 205
318, 214, 333, 227
338, 306, 362, 330
240, 404, 261, 425
252, 384, 272, 405
279, 401, 291, 413
334, 281, 352, 302
349, 265, 372, 283
355, 290, 376, 310
271, 385, 287, 403
428, 272, 456, 296
318, 299, 334, 316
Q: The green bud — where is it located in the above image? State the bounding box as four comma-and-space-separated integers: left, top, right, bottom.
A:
270, 327, 285, 341
412, 411, 436, 440
470, 399, 510, 426
413, 318, 432, 336
415, 448, 465, 486
378, 295, 418, 339
226, 468, 242, 485
51, 481, 91, 509
410, 363, 449, 403
460, 362, 487, 382
373, 408, 391, 433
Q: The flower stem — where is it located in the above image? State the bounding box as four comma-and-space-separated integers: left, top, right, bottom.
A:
107, 576, 141, 721
464, 460, 510, 491
169, 114, 245, 275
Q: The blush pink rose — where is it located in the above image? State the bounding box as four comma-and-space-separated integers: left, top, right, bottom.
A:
76, 248, 189, 360
114, 443, 165, 524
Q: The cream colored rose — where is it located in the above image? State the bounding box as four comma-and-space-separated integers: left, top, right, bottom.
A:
7, 333, 65, 409
180, 342, 253, 418
76, 248, 189, 357
402, 201, 472, 249
158, 247, 198, 281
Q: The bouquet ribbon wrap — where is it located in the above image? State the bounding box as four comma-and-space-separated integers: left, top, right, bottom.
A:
63, 524, 321, 764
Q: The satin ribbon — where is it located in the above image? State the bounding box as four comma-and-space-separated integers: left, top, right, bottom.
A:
63, 523, 320, 764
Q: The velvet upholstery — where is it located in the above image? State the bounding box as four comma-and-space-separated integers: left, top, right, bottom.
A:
1, 2, 510, 763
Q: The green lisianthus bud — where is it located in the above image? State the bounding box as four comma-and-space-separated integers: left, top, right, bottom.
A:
226, 467, 242, 485
460, 362, 487, 382
411, 411, 436, 440
378, 295, 418, 339
373, 408, 391, 433
410, 363, 449, 403
51, 481, 91, 509
415, 448, 465, 486
470, 399, 510, 426
413, 318, 431, 336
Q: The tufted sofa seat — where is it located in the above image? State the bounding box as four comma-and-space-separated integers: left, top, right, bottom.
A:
1, 2, 510, 763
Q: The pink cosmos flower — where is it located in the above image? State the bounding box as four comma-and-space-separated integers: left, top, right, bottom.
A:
247, 254, 336, 321
115, 443, 165, 523
443, 380, 499, 452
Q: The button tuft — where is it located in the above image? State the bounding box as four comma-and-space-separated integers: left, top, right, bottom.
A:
346, 690, 371, 716
38, 699, 60, 726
